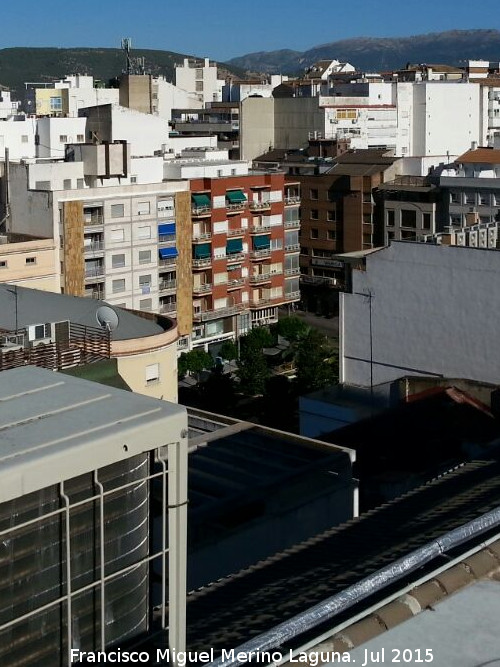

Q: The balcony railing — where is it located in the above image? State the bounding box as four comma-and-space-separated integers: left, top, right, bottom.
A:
84, 242, 104, 253
227, 277, 245, 289
250, 248, 271, 259
159, 279, 177, 293
192, 232, 212, 241
192, 205, 212, 217
285, 291, 301, 301
284, 195, 301, 205
249, 224, 272, 234
284, 267, 300, 276
226, 202, 246, 212
84, 213, 104, 226
249, 273, 271, 283
158, 234, 176, 244
226, 252, 245, 263
284, 243, 301, 252
227, 228, 245, 237
85, 266, 105, 279
192, 257, 212, 268
159, 257, 177, 267
284, 220, 300, 229
193, 302, 246, 322
249, 201, 271, 211
85, 288, 105, 299
192, 283, 213, 294
159, 302, 177, 314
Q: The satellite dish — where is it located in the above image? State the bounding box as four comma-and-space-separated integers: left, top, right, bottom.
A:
96, 306, 119, 332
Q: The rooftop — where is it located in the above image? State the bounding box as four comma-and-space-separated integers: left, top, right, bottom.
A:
457, 147, 500, 164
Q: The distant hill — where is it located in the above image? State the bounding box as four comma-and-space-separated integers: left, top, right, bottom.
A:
0, 47, 244, 100
226, 29, 500, 74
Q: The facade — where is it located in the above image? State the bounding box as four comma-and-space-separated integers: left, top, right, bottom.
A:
187, 171, 300, 351
26, 75, 119, 117
339, 241, 500, 388
0, 88, 19, 119
175, 57, 225, 105
0, 365, 188, 665
0, 116, 37, 161
171, 102, 241, 159
0, 233, 59, 292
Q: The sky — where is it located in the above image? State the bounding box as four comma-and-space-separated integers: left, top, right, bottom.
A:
1, 0, 499, 62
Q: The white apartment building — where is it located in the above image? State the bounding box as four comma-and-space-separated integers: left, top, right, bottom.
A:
0, 116, 37, 161
340, 241, 500, 388
26, 74, 119, 117
36, 116, 87, 158
175, 58, 225, 105
152, 76, 202, 119
162, 147, 249, 180
223, 75, 289, 102
0, 89, 20, 119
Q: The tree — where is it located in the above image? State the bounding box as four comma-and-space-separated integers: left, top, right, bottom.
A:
219, 340, 238, 362
198, 367, 237, 413
178, 349, 214, 382
236, 329, 271, 396
275, 316, 309, 343
295, 329, 338, 394
245, 325, 274, 349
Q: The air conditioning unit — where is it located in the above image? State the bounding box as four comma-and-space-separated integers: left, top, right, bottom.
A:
32, 338, 53, 348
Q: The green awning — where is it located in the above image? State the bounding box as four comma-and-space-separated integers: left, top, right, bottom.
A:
194, 243, 211, 259
192, 193, 211, 207
253, 235, 270, 250
226, 238, 243, 254
226, 190, 247, 203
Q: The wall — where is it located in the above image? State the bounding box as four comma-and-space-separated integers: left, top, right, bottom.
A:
62, 200, 84, 296
0, 238, 59, 292
0, 117, 37, 161
6, 164, 54, 239
36, 117, 87, 158
274, 97, 326, 149
240, 97, 275, 162
175, 191, 193, 337
340, 241, 500, 387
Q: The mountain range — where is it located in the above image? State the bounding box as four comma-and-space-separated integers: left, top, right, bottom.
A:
226, 29, 500, 74
0, 47, 244, 100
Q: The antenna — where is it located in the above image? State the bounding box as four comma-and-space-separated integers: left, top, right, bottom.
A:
121, 37, 147, 76
96, 306, 119, 332
122, 38, 132, 75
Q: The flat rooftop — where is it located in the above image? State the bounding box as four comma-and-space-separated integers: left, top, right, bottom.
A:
0, 366, 187, 503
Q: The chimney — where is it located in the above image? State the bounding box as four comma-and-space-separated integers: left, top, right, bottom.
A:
471, 141, 478, 151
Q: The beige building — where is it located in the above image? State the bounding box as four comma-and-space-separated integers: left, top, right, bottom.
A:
0, 233, 59, 292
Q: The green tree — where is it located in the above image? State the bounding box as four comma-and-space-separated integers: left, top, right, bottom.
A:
179, 349, 214, 382
295, 329, 338, 394
198, 367, 237, 413
275, 316, 309, 343
236, 329, 270, 396
219, 339, 238, 361
245, 325, 274, 349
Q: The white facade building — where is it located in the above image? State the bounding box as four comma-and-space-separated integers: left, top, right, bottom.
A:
175, 58, 225, 105
0, 89, 20, 119
0, 116, 37, 160
162, 147, 248, 180
152, 76, 202, 119
36, 116, 87, 158
340, 241, 500, 387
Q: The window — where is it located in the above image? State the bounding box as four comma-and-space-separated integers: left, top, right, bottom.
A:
310, 188, 318, 200
310, 210, 319, 220
195, 81, 204, 92
139, 275, 151, 291
0, 261, 7, 268
139, 298, 152, 311
387, 210, 395, 226
139, 250, 151, 264
77, 134, 84, 142
111, 204, 125, 218
112, 254, 126, 268
327, 210, 336, 222
35, 181, 50, 190
59, 135, 68, 143
450, 192, 460, 204
327, 230, 336, 240
145, 363, 160, 385
110, 228, 125, 242
310, 228, 319, 239
63, 179, 72, 190
401, 209, 417, 228
465, 193, 475, 205
77, 179, 84, 188
130, 176, 137, 184
21, 135, 28, 143
270, 238, 283, 251
138, 226, 151, 239
137, 201, 150, 216
50, 97, 62, 111
423, 213, 431, 230
112, 279, 126, 293
34, 323, 51, 340
25, 257, 36, 265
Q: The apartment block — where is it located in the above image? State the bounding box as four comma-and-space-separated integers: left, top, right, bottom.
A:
0, 233, 59, 292
174, 57, 225, 105
186, 172, 300, 351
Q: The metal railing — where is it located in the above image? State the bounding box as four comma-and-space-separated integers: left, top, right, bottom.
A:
192, 257, 212, 267
250, 249, 271, 259
250, 224, 272, 234
158, 234, 176, 244
284, 243, 301, 252
227, 228, 246, 237
159, 257, 177, 267
284, 195, 301, 205
249, 201, 271, 210
284, 220, 300, 229
249, 273, 272, 283
192, 205, 212, 216
84, 214, 104, 226
284, 267, 300, 276
159, 280, 177, 292
84, 242, 104, 253
285, 291, 301, 300
226, 202, 246, 212
226, 252, 245, 263
192, 232, 212, 241
193, 303, 245, 322
227, 278, 245, 288
192, 283, 212, 293
159, 302, 177, 314
85, 266, 105, 279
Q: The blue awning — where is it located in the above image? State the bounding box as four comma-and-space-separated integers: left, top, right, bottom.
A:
159, 223, 176, 235
194, 243, 211, 259
159, 247, 178, 259
226, 238, 243, 254
253, 235, 270, 249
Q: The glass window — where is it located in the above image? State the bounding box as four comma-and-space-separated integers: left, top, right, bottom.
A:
145, 363, 160, 385
139, 274, 151, 287
139, 298, 152, 311
310, 210, 319, 220
401, 209, 417, 228
387, 210, 395, 226
111, 204, 125, 218
110, 229, 125, 242
138, 226, 151, 239
112, 279, 126, 293
139, 250, 151, 264
112, 254, 126, 268
310, 188, 318, 200
310, 228, 319, 239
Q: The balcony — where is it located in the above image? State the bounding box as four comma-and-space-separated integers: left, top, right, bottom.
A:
250, 224, 272, 234
159, 279, 177, 294
84, 266, 105, 279
284, 220, 300, 229
250, 248, 271, 260
85, 288, 105, 299
285, 291, 301, 301
159, 302, 177, 314
284, 243, 301, 252
193, 302, 246, 322
284, 195, 301, 205
284, 267, 300, 276
226, 202, 246, 213
83, 212, 104, 227
227, 277, 245, 289
249, 200, 271, 212
159, 257, 177, 267
84, 241, 104, 255
226, 252, 245, 264
158, 234, 176, 245
192, 283, 213, 295
192, 205, 212, 218
249, 297, 275, 307
227, 227, 246, 237
192, 256, 212, 268
249, 273, 271, 284
192, 232, 212, 241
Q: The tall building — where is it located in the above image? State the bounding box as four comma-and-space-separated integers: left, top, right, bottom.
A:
186, 171, 300, 351
174, 57, 225, 105
0, 365, 188, 665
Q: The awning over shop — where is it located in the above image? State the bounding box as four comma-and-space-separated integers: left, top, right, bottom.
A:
226, 238, 243, 254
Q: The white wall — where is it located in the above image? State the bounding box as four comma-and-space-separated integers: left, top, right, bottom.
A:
154, 78, 202, 120
340, 241, 500, 387
36, 117, 87, 158
109, 105, 171, 156
0, 117, 37, 160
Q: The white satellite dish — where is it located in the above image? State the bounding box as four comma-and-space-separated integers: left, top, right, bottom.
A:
96, 305, 119, 332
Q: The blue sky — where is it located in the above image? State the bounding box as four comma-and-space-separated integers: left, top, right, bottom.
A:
2, 0, 499, 61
